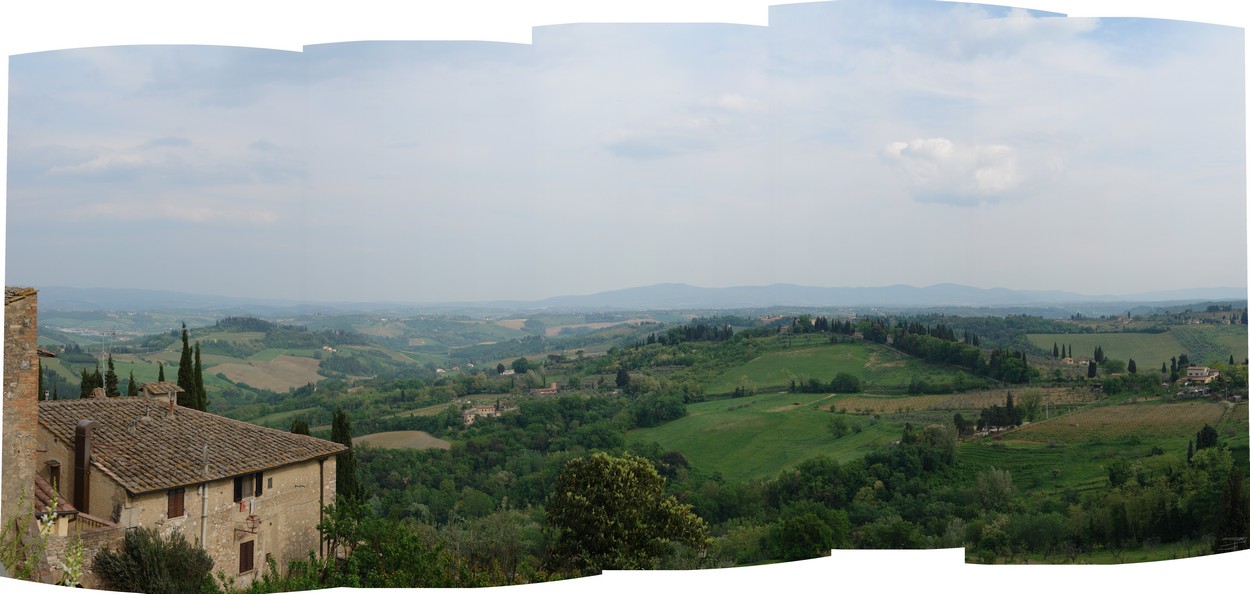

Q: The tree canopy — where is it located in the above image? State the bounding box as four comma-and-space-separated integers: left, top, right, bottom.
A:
545, 452, 709, 573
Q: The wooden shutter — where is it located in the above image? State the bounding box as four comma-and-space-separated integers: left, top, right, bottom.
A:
167, 489, 185, 518
239, 541, 255, 573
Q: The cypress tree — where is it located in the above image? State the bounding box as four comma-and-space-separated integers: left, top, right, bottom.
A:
158, 362, 166, 382
80, 366, 103, 398
38, 361, 45, 401
105, 354, 120, 397
1087, 360, 1097, 378
331, 407, 363, 503
193, 342, 206, 410
177, 323, 195, 407
1128, 359, 1137, 374
127, 370, 139, 396
1053, 343, 1059, 358
290, 418, 310, 435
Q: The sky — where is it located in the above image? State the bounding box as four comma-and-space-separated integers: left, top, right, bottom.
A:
3, 0, 1247, 304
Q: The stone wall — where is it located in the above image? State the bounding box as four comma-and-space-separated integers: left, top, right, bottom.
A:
2, 288, 39, 545
43, 521, 125, 589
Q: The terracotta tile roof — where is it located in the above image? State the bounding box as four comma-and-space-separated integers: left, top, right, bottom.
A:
138, 381, 184, 396
38, 398, 346, 495
33, 474, 76, 518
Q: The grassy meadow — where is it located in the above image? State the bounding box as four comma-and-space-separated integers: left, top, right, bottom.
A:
704, 340, 968, 394
629, 391, 901, 483
1027, 325, 1247, 367
957, 401, 1249, 500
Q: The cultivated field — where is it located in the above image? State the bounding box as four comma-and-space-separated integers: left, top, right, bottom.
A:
629, 391, 901, 483
825, 387, 1098, 415
705, 341, 969, 394
1027, 325, 1247, 367
208, 355, 323, 392
356, 430, 451, 450
1007, 401, 1247, 443
494, 319, 527, 330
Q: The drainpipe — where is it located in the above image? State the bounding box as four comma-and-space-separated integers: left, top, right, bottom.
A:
200, 443, 209, 547
199, 482, 208, 547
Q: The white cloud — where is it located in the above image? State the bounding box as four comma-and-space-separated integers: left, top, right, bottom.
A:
882, 137, 1022, 206
706, 93, 765, 113
75, 201, 279, 225
48, 152, 146, 177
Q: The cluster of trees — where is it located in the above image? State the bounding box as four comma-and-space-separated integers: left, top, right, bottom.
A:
176, 323, 208, 410
785, 315, 854, 335
646, 323, 736, 346
891, 328, 1034, 385
788, 372, 862, 394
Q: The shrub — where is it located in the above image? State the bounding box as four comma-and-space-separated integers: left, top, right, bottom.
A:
93, 527, 215, 594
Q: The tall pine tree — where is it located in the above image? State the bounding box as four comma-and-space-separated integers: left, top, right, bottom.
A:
127, 370, 139, 396
176, 322, 197, 408
158, 362, 165, 382
80, 366, 103, 398
193, 342, 206, 410
331, 407, 363, 503
104, 353, 120, 397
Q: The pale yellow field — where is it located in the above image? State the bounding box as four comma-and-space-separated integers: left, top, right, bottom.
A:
545, 318, 659, 337
207, 355, 323, 392
825, 387, 1097, 415
356, 430, 451, 450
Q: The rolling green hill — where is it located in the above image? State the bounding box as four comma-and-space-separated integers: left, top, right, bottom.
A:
1027, 325, 1247, 367
704, 340, 974, 394
629, 391, 901, 483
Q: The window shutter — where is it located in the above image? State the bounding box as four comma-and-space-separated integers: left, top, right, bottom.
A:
168, 489, 185, 518
239, 541, 255, 573
233, 477, 243, 502
254, 471, 264, 497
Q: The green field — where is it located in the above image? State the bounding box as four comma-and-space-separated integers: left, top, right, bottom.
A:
957, 401, 1249, 499
1027, 325, 1247, 368
705, 340, 967, 394
251, 406, 322, 428
199, 331, 265, 344
629, 392, 900, 483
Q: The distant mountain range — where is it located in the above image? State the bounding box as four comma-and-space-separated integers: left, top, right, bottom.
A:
30, 283, 1249, 313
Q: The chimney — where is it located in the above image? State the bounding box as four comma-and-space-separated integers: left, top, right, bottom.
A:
74, 419, 99, 514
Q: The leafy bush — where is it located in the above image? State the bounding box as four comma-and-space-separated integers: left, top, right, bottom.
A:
93, 527, 215, 594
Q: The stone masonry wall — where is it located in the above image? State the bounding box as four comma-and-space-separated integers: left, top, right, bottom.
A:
2, 289, 39, 542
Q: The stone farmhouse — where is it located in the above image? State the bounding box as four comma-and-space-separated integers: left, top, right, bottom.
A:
3, 287, 347, 589
1185, 366, 1220, 384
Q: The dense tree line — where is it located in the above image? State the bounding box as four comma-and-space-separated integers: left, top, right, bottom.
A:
789, 372, 862, 394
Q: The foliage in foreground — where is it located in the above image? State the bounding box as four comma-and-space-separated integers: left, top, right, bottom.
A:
545, 452, 710, 572
93, 527, 215, 594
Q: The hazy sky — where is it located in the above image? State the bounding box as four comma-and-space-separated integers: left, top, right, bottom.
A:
3, 1, 1246, 303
